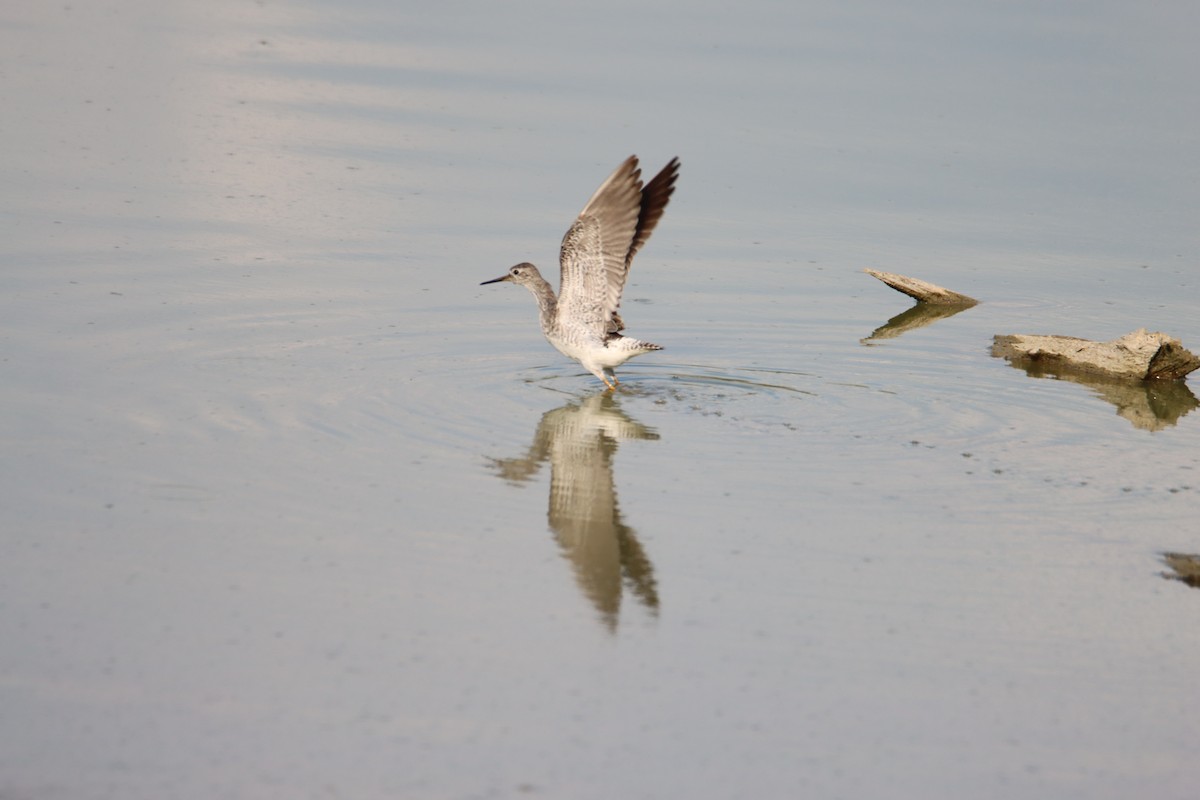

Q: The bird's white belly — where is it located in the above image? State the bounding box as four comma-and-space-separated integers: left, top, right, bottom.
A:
547, 330, 635, 369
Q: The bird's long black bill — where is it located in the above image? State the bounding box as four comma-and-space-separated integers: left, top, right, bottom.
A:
479, 275, 509, 285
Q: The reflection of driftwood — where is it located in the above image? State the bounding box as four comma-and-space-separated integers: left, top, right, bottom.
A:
864, 269, 978, 306
1014, 362, 1197, 430
1100, 378, 1196, 431
862, 302, 974, 342
992, 329, 1200, 382
1162, 553, 1200, 588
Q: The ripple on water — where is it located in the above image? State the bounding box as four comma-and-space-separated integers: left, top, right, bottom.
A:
342, 304, 1200, 495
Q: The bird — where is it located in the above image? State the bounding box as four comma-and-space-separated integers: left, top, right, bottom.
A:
481, 155, 680, 390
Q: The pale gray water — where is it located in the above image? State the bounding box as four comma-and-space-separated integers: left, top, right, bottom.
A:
3, 1, 1199, 798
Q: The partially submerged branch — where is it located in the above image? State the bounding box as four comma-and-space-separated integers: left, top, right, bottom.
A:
864, 269, 978, 306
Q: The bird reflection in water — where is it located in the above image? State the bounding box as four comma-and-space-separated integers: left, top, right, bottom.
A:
488, 392, 660, 631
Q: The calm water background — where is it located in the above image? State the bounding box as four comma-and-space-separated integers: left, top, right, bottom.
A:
3, 1, 1199, 798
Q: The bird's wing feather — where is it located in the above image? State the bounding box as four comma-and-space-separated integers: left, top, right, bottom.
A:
558, 156, 680, 336
611, 157, 679, 332
627, 157, 680, 271
558, 156, 643, 336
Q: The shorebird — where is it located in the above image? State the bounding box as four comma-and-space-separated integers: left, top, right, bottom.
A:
481, 155, 680, 390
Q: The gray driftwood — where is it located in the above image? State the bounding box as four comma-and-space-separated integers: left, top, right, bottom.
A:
864, 269, 978, 306
991, 329, 1200, 382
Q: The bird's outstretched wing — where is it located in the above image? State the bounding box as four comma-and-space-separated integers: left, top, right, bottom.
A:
558, 156, 680, 335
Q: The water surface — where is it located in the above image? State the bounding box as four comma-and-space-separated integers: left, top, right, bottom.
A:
2, 1, 1199, 798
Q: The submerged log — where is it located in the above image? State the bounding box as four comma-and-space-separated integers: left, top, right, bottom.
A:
991, 329, 1200, 382
864, 269, 978, 306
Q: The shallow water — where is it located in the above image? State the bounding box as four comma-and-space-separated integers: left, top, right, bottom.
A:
3, 1, 1199, 798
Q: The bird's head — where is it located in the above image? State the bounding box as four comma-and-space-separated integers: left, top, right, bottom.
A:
480, 262, 543, 287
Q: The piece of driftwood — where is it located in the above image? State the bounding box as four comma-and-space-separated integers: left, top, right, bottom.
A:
864, 269, 978, 306
992, 329, 1200, 382
1162, 553, 1200, 588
